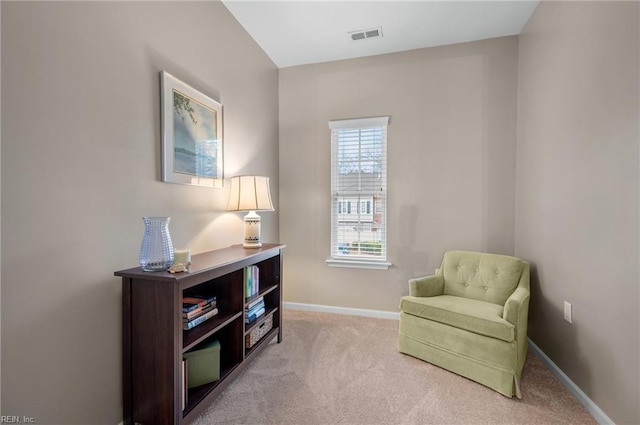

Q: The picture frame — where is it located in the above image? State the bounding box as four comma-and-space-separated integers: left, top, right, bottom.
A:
161, 71, 224, 188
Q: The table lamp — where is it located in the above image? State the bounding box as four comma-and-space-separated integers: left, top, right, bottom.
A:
226, 175, 275, 248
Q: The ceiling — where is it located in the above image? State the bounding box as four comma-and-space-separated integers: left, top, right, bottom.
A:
221, 1, 540, 68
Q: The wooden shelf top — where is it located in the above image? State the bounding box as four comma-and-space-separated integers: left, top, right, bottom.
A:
115, 243, 285, 281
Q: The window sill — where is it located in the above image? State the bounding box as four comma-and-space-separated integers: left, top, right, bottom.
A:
325, 258, 392, 270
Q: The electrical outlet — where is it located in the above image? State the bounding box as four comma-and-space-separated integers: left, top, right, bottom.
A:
564, 301, 572, 323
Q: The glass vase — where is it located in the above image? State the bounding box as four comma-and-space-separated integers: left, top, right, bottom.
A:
139, 216, 175, 272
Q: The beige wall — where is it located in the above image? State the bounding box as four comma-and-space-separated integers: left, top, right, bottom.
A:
515, 2, 639, 424
1, 2, 278, 423
279, 37, 519, 312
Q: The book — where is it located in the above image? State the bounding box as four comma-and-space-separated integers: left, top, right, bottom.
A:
183, 302, 216, 320
244, 265, 260, 299
183, 308, 219, 330
245, 306, 265, 323
183, 305, 214, 322
253, 265, 259, 295
182, 358, 187, 411
246, 300, 265, 316
246, 296, 264, 311
182, 295, 216, 313
244, 266, 251, 298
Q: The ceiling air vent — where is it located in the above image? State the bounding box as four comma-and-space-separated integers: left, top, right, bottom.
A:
348, 26, 383, 42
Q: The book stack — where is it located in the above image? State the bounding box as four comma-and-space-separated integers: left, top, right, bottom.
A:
245, 265, 259, 299
245, 296, 265, 323
183, 295, 218, 330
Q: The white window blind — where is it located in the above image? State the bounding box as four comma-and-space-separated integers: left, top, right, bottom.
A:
327, 116, 390, 270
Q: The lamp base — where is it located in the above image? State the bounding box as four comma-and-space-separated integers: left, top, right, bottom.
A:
243, 211, 262, 249
242, 241, 263, 249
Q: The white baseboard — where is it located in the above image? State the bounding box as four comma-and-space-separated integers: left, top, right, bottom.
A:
528, 338, 613, 425
283, 301, 400, 320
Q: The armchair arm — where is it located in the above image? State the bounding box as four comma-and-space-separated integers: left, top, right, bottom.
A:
409, 274, 444, 297
503, 286, 530, 325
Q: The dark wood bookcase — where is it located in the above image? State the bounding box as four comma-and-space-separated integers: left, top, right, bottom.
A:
115, 243, 285, 425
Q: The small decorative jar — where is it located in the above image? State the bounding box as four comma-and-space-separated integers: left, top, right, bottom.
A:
139, 216, 175, 272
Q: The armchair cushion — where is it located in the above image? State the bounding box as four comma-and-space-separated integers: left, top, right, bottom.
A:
442, 250, 525, 305
400, 295, 514, 342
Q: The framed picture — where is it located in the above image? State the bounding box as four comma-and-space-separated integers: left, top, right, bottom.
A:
161, 71, 223, 187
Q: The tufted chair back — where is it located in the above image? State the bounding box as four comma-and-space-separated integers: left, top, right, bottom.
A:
440, 250, 526, 306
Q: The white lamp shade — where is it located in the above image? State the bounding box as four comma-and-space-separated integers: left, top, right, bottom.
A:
226, 175, 275, 212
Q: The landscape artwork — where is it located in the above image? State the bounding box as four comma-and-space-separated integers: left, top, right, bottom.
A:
161, 71, 223, 187
172, 90, 219, 178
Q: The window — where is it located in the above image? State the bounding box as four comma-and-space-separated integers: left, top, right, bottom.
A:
327, 116, 390, 270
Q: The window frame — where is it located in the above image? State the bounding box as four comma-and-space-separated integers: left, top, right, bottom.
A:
326, 116, 391, 270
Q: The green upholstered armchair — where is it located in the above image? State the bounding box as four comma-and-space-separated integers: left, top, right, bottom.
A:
398, 250, 530, 398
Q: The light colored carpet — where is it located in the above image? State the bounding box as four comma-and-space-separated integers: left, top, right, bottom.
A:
193, 309, 597, 425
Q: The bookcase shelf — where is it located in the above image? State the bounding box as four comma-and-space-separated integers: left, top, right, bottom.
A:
116, 243, 285, 425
